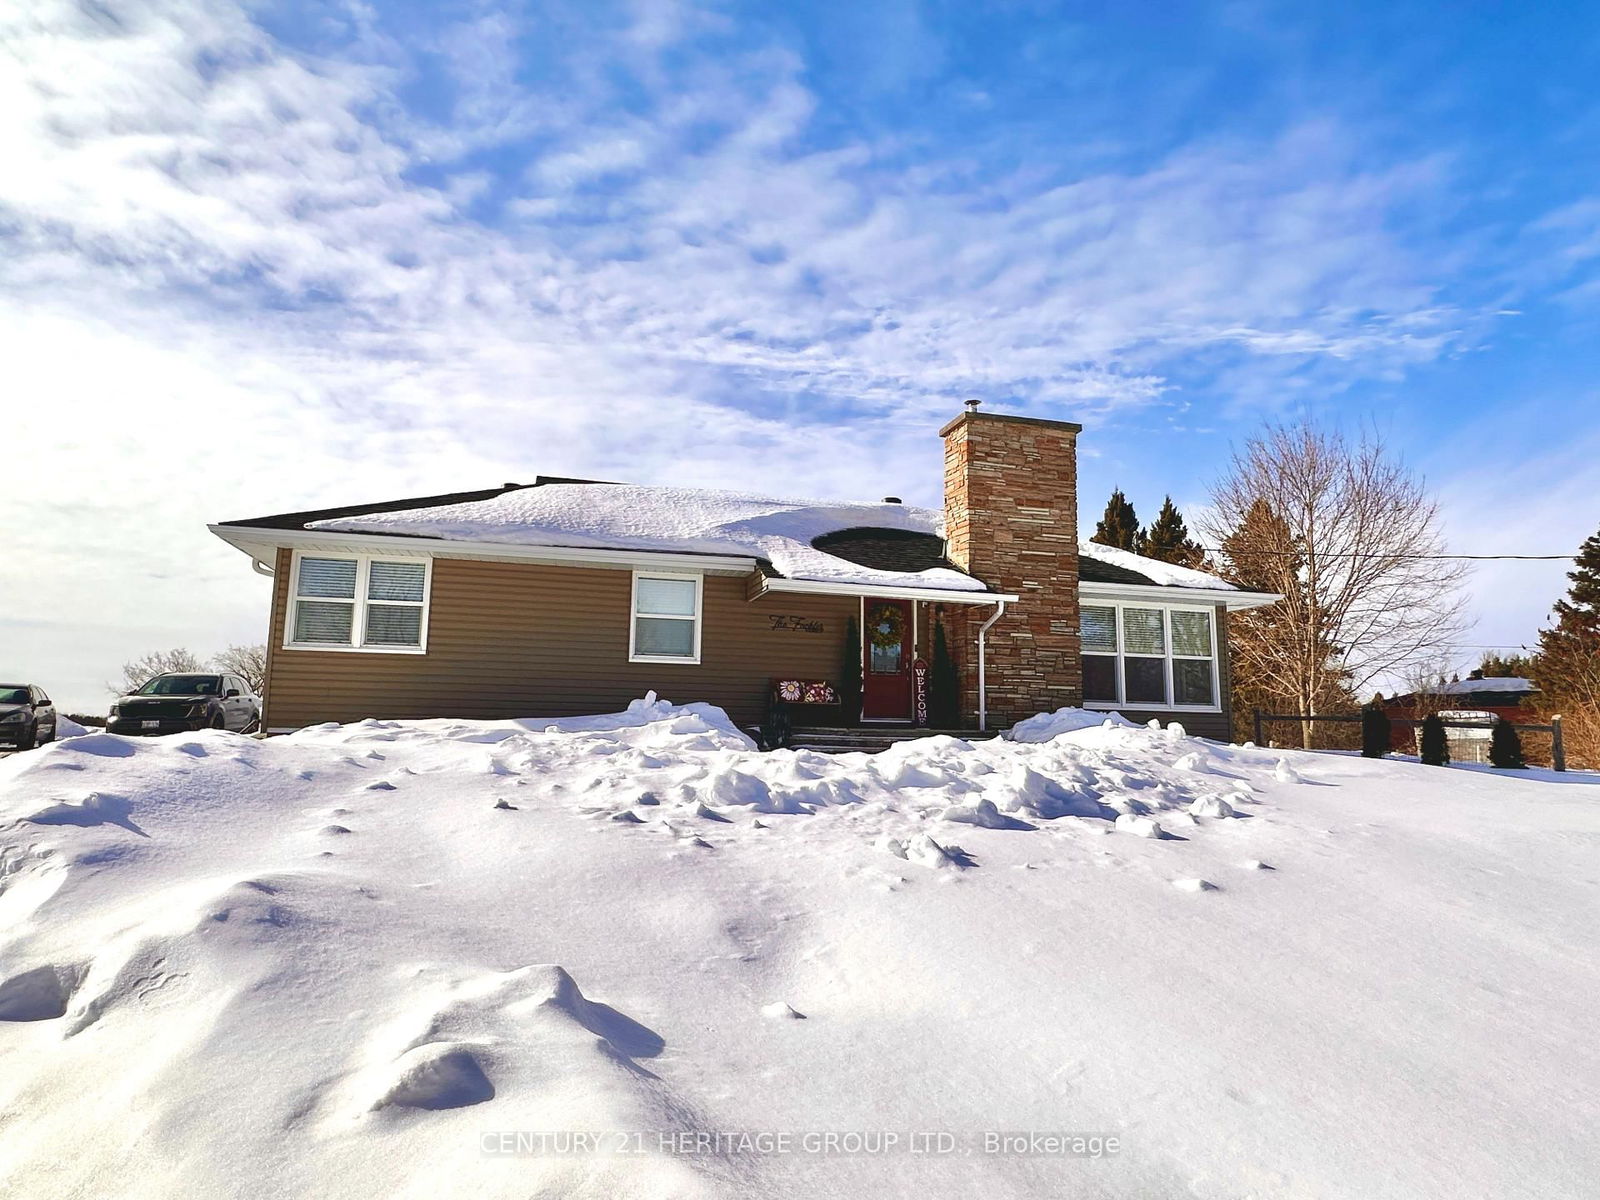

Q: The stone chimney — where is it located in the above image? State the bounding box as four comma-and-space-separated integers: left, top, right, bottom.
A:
940, 409, 1084, 726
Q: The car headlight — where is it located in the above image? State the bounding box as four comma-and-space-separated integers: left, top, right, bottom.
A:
109, 703, 122, 717
187, 703, 211, 718
0, 711, 26, 724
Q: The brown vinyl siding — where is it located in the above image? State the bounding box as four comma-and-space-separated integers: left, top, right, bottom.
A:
262, 549, 860, 730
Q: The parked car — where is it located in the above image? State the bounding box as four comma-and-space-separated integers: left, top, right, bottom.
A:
0, 684, 57, 749
107, 673, 261, 737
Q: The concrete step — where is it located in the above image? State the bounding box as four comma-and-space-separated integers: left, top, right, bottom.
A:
746, 726, 993, 754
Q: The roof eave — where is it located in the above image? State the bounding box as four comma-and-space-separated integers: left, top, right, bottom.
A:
1078, 579, 1282, 610
755, 577, 1018, 605
207, 525, 759, 575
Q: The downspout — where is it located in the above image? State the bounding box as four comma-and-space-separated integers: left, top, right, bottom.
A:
975, 599, 1007, 732
251, 557, 275, 577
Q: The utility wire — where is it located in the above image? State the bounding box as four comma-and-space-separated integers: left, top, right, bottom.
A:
1195, 549, 1574, 561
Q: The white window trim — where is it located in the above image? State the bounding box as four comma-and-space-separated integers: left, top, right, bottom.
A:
284, 550, 432, 655
1081, 601, 1220, 712
628, 570, 703, 665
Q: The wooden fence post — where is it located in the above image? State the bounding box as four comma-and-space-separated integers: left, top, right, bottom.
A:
1552, 715, 1566, 773
1253, 709, 1265, 747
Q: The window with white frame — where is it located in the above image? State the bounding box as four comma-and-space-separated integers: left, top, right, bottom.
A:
1080, 602, 1218, 709
288, 553, 430, 652
630, 572, 701, 663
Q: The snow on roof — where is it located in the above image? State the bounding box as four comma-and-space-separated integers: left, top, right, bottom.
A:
1439, 677, 1535, 695
1078, 539, 1238, 591
309, 483, 991, 593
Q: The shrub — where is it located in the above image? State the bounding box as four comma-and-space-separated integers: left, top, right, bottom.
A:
1489, 718, 1527, 769
929, 617, 960, 728
1419, 713, 1450, 766
838, 616, 862, 724
1360, 704, 1391, 758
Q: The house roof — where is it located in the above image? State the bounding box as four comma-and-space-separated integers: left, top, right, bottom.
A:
223, 480, 994, 595
1078, 540, 1238, 592
217, 480, 1252, 601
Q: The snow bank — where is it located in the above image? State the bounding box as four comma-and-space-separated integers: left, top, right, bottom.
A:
52, 715, 94, 738
3, 699, 1599, 1198
1006, 705, 1138, 743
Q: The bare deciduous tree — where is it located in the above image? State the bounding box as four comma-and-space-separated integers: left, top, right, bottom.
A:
213, 644, 268, 694
107, 648, 208, 696
1206, 423, 1469, 748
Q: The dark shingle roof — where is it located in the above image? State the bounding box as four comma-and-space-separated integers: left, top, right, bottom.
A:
218, 476, 612, 533
809, 527, 960, 575
1079, 555, 1161, 586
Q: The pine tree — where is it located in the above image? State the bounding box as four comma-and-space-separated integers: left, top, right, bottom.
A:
929, 617, 960, 728
1092, 489, 1144, 553
1143, 496, 1205, 569
1361, 703, 1391, 758
1477, 652, 1534, 679
839, 616, 863, 724
1489, 718, 1526, 769
1419, 713, 1450, 766
1531, 523, 1600, 768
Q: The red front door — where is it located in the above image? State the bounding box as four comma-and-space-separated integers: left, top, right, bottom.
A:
861, 599, 913, 720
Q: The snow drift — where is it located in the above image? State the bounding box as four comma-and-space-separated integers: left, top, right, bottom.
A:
3, 699, 1598, 1199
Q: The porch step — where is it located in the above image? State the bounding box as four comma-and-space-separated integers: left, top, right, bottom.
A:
746, 725, 994, 755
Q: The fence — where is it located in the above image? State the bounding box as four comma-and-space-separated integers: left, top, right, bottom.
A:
1252, 710, 1566, 772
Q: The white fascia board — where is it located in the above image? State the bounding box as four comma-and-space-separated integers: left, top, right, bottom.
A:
1078, 580, 1281, 610
756, 577, 1019, 605
207, 525, 758, 576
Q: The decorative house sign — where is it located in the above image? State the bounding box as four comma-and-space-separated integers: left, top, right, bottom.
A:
913, 657, 930, 727
768, 615, 826, 634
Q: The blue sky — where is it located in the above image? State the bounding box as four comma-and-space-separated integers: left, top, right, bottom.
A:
4, 0, 1600, 710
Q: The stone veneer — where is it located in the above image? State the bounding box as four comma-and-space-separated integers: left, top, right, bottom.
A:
939, 410, 1083, 727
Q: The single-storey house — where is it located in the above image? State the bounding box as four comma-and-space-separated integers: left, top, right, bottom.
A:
211, 408, 1279, 739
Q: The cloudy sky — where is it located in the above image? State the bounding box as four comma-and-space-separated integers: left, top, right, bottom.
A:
4, 0, 1599, 712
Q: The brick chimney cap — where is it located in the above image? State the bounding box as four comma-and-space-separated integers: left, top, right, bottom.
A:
938, 410, 1084, 438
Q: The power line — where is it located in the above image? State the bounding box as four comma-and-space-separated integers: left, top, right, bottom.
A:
1197, 549, 1574, 561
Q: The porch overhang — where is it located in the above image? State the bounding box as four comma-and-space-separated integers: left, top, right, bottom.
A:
749, 576, 1020, 606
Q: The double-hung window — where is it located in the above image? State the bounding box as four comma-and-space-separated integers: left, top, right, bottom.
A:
1080, 602, 1218, 709
630, 572, 702, 663
288, 553, 430, 652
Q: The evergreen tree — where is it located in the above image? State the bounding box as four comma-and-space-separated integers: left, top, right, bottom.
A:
1419, 713, 1450, 766
1531, 523, 1600, 768
1143, 496, 1205, 569
1477, 652, 1534, 679
1361, 703, 1391, 758
839, 616, 862, 724
1489, 718, 1527, 769
929, 617, 960, 728
1092, 488, 1144, 553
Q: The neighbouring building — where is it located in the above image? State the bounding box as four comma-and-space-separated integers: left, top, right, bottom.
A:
1382, 672, 1543, 757
211, 408, 1279, 738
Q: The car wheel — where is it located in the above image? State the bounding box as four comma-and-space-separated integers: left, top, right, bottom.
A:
210, 713, 225, 730
17, 722, 37, 751
244, 709, 262, 734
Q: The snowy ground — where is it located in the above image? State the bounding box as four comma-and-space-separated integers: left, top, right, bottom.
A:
2, 698, 1598, 1199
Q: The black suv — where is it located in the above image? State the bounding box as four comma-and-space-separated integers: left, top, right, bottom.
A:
108, 673, 261, 737
0, 684, 56, 750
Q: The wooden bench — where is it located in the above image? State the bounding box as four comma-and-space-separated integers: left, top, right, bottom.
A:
760, 679, 843, 749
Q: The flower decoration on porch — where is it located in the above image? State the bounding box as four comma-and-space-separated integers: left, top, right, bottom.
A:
777, 680, 805, 702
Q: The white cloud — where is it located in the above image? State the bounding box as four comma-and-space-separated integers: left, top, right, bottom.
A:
0, 0, 1538, 709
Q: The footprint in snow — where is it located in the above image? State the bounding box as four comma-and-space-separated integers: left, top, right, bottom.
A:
1173, 878, 1218, 892
761, 1001, 806, 1020
365, 780, 397, 791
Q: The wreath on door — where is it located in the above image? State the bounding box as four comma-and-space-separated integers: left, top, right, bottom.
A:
868, 604, 905, 651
